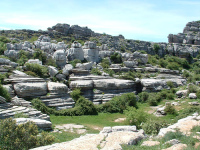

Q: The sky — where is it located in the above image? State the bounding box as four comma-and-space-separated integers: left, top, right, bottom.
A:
0, 0, 199, 42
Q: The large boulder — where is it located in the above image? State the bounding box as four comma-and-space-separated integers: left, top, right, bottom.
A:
132, 51, 148, 64
66, 41, 84, 61
47, 82, 68, 95
76, 62, 93, 70
0, 58, 18, 68
15, 118, 52, 130
140, 79, 168, 92
83, 41, 99, 62
62, 64, 74, 76
70, 80, 94, 90
27, 59, 42, 65
48, 66, 59, 77
53, 50, 66, 68
14, 82, 48, 98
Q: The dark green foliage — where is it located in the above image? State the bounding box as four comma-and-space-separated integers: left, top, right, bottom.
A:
125, 107, 149, 128
100, 58, 110, 69
142, 120, 168, 135
119, 71, 136, 80
147, 55, 159, 66
90, 68, 102, 75
148, 96, 158, 106
0, 36, 10, 55
45, 57, 57, 67
24, 71, 38, 77
25, 63, 49, 78
0, 118, 54, 150
138, 92, 149, 103
153, 43, 160, 54
97, 93, 137, 113
182, 70, 190, 78
103, 68, 115, 77
166, 93, 175, 100
110, 52, 122, 64
74, 96, 98, 115
0, 84, 11, 102
166, 81, 174, 88
70, 59, 81, 67
31, 98, 55, 115
196, 90, 200, 99
0, 74, 6, 84
164, 104, 177, 115
188, 84, 198, 93
158, 58, 168, 68
33, 49, 47, 64
70, 88, 82, 102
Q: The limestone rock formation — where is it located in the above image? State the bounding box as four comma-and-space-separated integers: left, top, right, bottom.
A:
15, 118, 52, 130
14, 82, 48, 98
66, 41, 84, 61
53, 50, 66, 68
83, 41, 99, 62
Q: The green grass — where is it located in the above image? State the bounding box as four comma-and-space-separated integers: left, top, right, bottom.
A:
50, 131, 81, 143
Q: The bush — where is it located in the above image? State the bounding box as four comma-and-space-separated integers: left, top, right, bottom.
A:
33, 49, 47, 64
14, 112, 28, 118
25, 63, 49, 78
164, 104, 177, 115
159, 58, 168, 68
90, 68, 102, 75
74, 96, 98, 115
0, 84, 11, 102
31, 98, 55, 115
0, 118, 54, 150
166, 81, 174, 88
98, 93, 137, 113
70, 88, 82, 102
188, 84, 198, 93
153, 44, 160, 54
138, 92, 149, 103
103, 68, 115, 77
0, 36, 10, 55
142, 120, 168, 135
100, 58, 110, 69
125, 107, 149, 128
110, 53, 122, 64
70, 59, 81, 67
166, 93, 175, 100
45, 57, 57, 67
148, 96, 158, 106
119, 71, 136, 81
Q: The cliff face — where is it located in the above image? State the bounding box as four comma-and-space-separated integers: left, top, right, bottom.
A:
168, 21, 200, 45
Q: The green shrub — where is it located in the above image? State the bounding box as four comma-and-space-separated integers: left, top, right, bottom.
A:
182, 70, 190, 78
0, 36, 10, 55
100, 58, 110, 69
0, 118, 54, 150
74, 96, 98, 115
24, 71, 38, 77
166, 93, 175, 100
31, 98, 55, 115
147, 55, 159, 66
33, 49, 47, 64
119, 71, 136, 81
45, 57, 57, 67
103, 68, 115, 77
110, 52, 122, 64
0, 74, 6, 84
148, 96, 158, 106
70, 88, 82, 102
153, 44, 160, 54
70, 59, 81, 67
125, 107, 149, 128
188, 84, 198, 93
159, 58, 168, 68
90, 68, 102, 75
14, 112, 29, 118
138, 92, 149, 103
0, 84, 11, 102
25, 63, 48, 78
166, 81, 174, 88
98, 93, 137, 113
196, 90, 200, 99
164, 104, 177, 115
142, 120, 168, 135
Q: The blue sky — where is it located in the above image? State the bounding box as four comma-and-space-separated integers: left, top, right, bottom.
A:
0, 0, 199, 42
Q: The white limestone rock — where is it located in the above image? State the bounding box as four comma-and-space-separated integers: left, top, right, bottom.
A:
27, 59, 42, 65
62, 64, 74, 76
70, 80, 94, 90
48, 66, 59, 77
124, 61, 138, 68
53, 50, 66, 68
176, 90, 188, 98
47, 82, 68, 94
14, 82, 48, 98
15, 118, 52, 130
0, 96, 6, 103
76, 62, 93, 70
189, 93, 197, 99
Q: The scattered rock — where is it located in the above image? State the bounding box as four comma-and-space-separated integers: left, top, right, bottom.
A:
162, 143, 187, 150
176, 90, 188, 98
189, 93, 197, 99
141, 141, 160, 146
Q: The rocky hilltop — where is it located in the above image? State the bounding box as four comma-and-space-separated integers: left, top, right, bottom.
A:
1, 21, 200, 149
